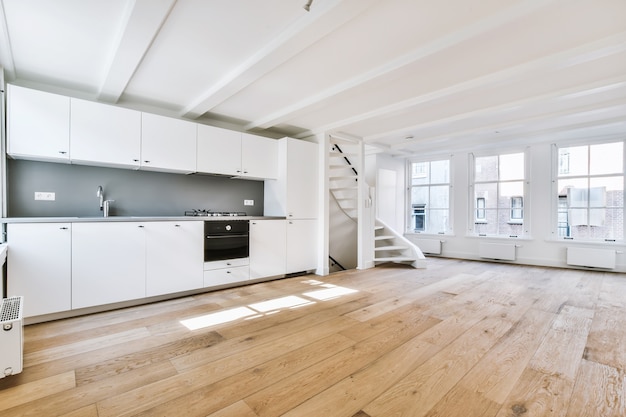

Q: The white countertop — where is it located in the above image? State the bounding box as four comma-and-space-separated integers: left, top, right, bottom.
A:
2, 216, 286, 223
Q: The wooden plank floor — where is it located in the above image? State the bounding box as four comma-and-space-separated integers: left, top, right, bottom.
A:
1, 257, 625, 416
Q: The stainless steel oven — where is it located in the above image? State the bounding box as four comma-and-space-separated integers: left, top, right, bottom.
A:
204, 220, 249, 262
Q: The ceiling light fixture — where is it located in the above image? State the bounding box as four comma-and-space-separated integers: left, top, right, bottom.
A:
303, 0, 313, 11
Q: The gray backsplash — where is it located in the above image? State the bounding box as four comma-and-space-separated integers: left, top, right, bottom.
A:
7, 160, 265, 218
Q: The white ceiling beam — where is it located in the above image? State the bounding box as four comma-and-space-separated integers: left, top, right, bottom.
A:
248, 0, 560, 131
98, 0, 176, 103
380, 95, 626, 153
299, 32, 626, 140
0, 0, 15, 80
371, 77, 626, 147
180, 0, 379, 119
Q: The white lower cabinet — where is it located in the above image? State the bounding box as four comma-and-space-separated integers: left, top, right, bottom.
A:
204, 258, 250, 287
250, 220, 286, 279
146, 221, 203, 296
7, 223, 72, 318
286, 219, 318, 274
72, 222, 147, 309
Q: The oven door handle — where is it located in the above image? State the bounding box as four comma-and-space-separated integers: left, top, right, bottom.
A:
206, 234, 249, 239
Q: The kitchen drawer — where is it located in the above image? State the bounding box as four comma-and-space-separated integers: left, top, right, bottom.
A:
204, 257, 249, 271
204, 266, 249, 287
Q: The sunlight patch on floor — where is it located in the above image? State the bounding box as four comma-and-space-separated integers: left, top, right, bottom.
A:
180, 280, 358, 331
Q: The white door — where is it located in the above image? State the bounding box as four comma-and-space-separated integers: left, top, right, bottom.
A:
377, 168, 398, 230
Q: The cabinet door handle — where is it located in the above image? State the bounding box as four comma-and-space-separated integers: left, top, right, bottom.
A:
60, 227, 69, 230
138, 225, 145, 228
59, 151, 67, 155
226, 271, 231, 274
144, 160, 150, 164
174, 224, 181, 227
133, 159, 139, 162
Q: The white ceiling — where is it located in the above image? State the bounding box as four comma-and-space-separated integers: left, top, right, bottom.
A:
1, 0, 625, 156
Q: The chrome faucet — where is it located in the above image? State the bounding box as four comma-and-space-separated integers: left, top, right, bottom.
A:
103, 199, 115, 217
96, 185, 104, 211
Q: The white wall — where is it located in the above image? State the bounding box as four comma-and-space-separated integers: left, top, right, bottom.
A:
402, 143, 626, 272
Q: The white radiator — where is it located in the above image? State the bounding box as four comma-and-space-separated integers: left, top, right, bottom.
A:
479, 243, 516, 261
566, 247, 616, 269
0, 296, 24, 378
413, 238, 442, 255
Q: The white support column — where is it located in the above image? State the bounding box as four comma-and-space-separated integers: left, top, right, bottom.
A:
317, 132, 330, 275
356, 136, 375, 270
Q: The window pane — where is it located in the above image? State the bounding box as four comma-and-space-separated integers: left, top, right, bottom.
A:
590, 142, 623, 175
499, 153, 524, 181
430, 160, 449, 184
559, 145, 588, 177
411, 162, 429, 185
601, 208, 624, 240
475, 183, 498, 208
429, 185, 449, 209
499, 182, 524, 210
428, 209, 449, 233
411, 186, 429, 205
475, 155, 498, 182
475, 209, 498, 235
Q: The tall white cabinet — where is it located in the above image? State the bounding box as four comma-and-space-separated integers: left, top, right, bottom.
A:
7, 223, 72, 317
264, 138, 319, 273
7, 84, 70, 162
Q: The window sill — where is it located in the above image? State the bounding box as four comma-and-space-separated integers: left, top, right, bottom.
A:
466, 234, 532, 241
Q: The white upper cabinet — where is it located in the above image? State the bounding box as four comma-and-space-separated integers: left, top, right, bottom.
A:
197, 125, 278, 179
241, 133, 278, 180
197, 124, 241, 176
264, 138, 318, 219
141, 113, 197, 174
70, 98, 141, 169
7, 84, 70, 162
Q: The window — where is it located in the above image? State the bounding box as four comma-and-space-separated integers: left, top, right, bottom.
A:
408, 159, 450, 234
510, 196, 523, 221
476, 197, 486, 221
471, 152, 526, 237
555, 141, 624, 241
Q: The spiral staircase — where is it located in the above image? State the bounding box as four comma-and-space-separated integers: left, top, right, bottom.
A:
328, 136, 426, 270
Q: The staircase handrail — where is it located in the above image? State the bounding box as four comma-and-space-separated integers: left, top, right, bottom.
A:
332, 144, 358, 177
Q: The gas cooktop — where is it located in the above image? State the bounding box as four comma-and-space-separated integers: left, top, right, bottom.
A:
184, 209, 247, 217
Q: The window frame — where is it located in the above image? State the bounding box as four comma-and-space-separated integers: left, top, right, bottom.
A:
468, 149, 529, 238
406, 156, 453, 235
551, 139, 625, 243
